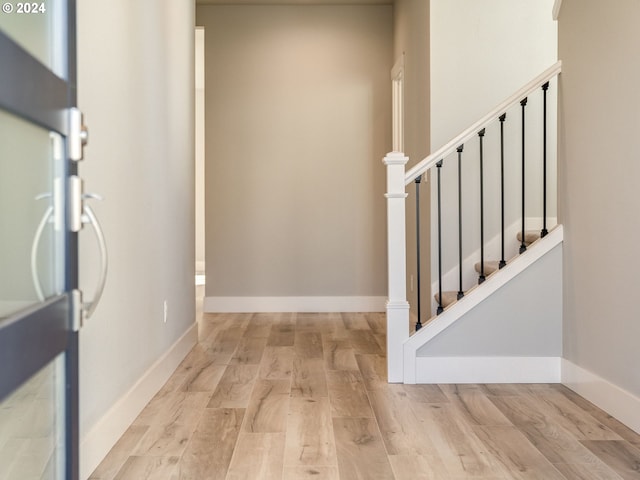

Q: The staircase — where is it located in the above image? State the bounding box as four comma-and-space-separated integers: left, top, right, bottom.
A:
384, 62, 563, 384
437, 229, 544, 310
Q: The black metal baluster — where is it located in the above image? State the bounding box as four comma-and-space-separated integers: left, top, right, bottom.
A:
478, 129, 486, 284
541, 82, 549, 238
436, 160, 444, 314
499, 113, 507, 268
415, 175, 422, 331
457, 145, 464, 300
519, 98, 528, 254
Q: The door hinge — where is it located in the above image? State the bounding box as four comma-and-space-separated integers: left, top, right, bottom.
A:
68, 107, 89, 161
71, 289, 84, 331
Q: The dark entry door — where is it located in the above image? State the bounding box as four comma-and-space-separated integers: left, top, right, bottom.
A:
0, 2, 83, 478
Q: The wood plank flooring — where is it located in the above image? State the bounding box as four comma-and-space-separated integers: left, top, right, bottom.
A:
90, 312, 640, 480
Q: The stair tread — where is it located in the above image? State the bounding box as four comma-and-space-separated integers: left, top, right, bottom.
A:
474, 260, 501, 275
434, 290, 464, 309
516, 230, 541, 245
434, 230, 548, 312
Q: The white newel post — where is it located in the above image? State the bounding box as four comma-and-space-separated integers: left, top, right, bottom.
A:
383, 151, 410, 383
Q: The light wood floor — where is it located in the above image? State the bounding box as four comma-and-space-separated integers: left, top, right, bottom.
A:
90, 311, 640, 479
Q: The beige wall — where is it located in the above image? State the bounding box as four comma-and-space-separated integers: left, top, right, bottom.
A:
393, 0, 430, 320
198, 5, 392, 302
429, 0, 557, 303
430, 0, 557, 147
559, 0, 640, 397
77, 0, 196, 474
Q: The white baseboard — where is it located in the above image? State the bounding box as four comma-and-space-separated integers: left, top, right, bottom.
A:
79, 323, 198, 480
204, 296, 386, 313
561, 359, 640, 435
413, 356, 561, 384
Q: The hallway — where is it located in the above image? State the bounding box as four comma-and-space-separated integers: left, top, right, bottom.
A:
90, 311, 640, 479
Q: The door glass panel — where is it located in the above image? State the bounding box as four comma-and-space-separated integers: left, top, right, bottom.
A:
0, 0, 66, 78
0, 108, 65, 319
0, 352, 66, 479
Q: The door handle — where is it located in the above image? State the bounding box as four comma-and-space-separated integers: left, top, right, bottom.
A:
30, 203, 54, 301
31, 192, 108, 320
81, 198, 108, 319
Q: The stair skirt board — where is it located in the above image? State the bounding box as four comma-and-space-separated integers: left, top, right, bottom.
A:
404, 226, 564, 384
204, 296, 387, 313
562, 359, 640, 435
412, 356, 561, 384
430, 216, 558, 313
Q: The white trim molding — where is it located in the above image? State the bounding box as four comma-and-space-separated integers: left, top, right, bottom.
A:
552, 0, 563, 20
562, 359, 640, 435
80, 323, 198, 479
386, 300, 410, 383
204, 296, 386, 313
391, 54, 405, 153
415, 356, 561, 384
383, 151, 410, 383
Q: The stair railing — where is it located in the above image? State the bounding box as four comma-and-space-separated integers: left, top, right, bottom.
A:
384, 61, 561, 383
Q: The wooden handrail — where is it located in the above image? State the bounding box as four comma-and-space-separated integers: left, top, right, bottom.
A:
404, 60, 562, 185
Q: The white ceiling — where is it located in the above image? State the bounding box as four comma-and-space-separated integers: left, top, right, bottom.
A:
196, 0, 393, 5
